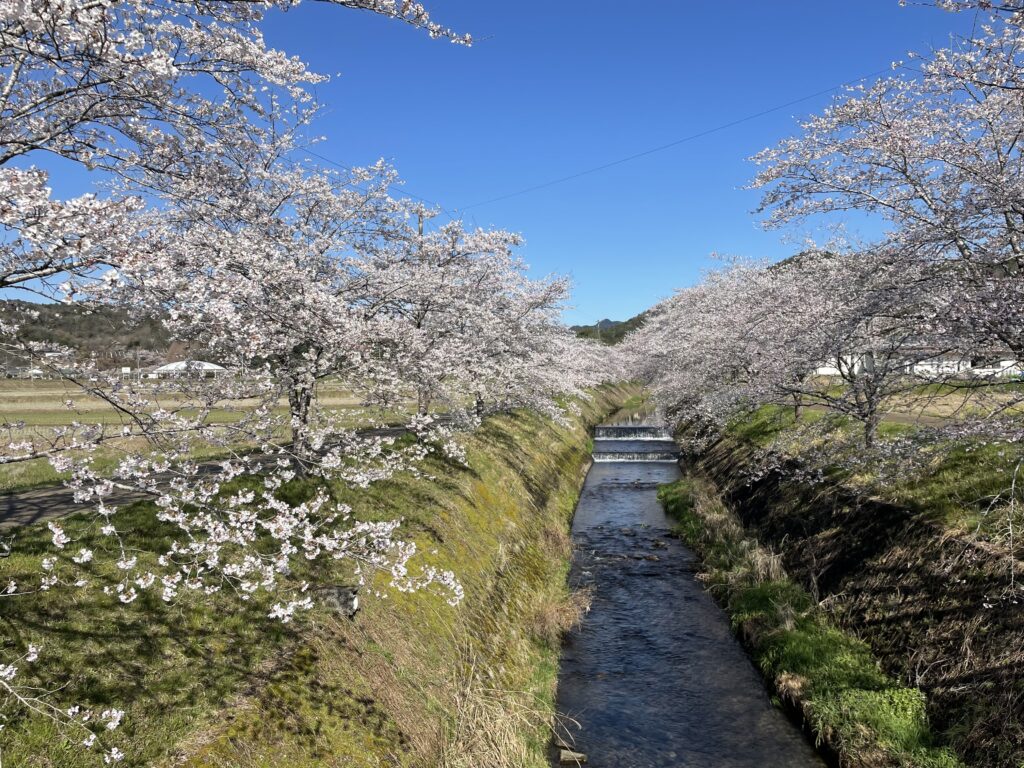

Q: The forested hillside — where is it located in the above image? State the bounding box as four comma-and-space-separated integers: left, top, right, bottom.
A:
572, 312, 647, 344
0, 300, 171, 368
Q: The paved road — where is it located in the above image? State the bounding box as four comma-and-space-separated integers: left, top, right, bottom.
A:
0, 484, 152, 531
0, 424, 422, 532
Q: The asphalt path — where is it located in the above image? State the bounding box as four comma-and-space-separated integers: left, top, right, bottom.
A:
0, 424, 418, 532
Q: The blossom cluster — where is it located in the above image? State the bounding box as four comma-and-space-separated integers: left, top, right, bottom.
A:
624, 5, 1024, 511
0, 0, 612, 761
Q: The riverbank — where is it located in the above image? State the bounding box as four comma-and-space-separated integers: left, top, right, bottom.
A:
0, 384, 636, 767
677, 426, 1024, 768
659, 476, 961, 768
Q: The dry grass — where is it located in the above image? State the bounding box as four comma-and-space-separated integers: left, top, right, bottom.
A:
528, 583, 592, 652
441, 646, 559, 768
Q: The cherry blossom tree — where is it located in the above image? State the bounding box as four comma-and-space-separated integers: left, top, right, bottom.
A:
752, 12, 1024, 362
0, 0, 467, 303
625, 246, 966, 448
906, 0, 1024, 17
356, 211, 604, 421
1, 150, 604, 768
0, 2, 481, 761
761, 248, 964, 447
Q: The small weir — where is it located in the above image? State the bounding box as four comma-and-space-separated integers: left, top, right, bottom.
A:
594, 425, 673, 441
591, 451, 679, 463
552, 420, 823, 767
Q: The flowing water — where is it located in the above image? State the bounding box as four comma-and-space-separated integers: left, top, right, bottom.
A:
552, 423, 824, 768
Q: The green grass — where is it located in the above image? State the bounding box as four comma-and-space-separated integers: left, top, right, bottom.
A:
0, 441, 258, 494
725, 405, 796, 445
659, 478, 962, 768
887, 441, 1024, 543
602, 385, 654, 423
724, 404, 832, 447
0, 382, 637, 767
725, 404, 1024, 547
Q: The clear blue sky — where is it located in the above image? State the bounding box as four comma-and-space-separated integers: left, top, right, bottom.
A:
28, 1, 981, 324
259, 0, 979, 324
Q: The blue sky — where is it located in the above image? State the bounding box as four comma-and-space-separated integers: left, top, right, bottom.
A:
258, 1, 979, 324
27, 1, 980, 324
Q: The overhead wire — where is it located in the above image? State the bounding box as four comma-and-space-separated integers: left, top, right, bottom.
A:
454, 66, 895, 212
300, 66, 897, 220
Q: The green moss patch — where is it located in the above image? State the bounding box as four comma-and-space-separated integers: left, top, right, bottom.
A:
659, 478, 962, 768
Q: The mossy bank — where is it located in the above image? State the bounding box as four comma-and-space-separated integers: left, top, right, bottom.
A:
0, 384, 637, 767
677, 430, 1024, 768
659, 477, 961, 768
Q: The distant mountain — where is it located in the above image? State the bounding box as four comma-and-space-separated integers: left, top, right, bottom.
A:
0, 300, 172, 370
571, 312, 647, 345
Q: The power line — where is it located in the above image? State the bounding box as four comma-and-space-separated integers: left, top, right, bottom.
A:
455, 67, 894, 212
299, 66, 894, 221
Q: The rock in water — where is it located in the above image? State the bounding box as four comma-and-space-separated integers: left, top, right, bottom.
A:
559, 749, 587, 765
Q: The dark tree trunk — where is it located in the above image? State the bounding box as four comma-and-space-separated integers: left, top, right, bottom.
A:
288, 368, 316, 469
863, 411, 880, 449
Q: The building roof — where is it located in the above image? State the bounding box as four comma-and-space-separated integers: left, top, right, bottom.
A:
152, 360, 225, 373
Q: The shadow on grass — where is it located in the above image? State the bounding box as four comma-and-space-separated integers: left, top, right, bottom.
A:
696, 436, 1024, 768
0, 500, 301, 766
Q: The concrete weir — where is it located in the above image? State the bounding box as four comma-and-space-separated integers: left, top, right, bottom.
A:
551, 420, 822, 768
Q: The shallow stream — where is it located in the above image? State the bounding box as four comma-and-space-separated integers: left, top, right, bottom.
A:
551, 422, 824, 767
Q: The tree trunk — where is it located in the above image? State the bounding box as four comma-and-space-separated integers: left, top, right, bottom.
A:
863, 411, 880, 449
288, 368, 316, 469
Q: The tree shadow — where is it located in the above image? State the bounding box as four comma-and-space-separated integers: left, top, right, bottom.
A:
697, 436, 1024, 767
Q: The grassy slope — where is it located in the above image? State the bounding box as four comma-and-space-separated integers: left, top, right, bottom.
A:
697, 407, 1024, 767
726, 403, 1024, 546
0, 383, 634, 767
659, 478, 962, 768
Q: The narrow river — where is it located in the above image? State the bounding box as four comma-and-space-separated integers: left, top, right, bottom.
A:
551, 420, 824, 768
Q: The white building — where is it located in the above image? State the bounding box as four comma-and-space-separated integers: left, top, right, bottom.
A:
813, 355, 875, 377
906, 357, 974, 378
149, 361, 226, 379
815, 353, 1022, 380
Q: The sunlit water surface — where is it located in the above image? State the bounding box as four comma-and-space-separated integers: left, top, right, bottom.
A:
551, 427, 824, 768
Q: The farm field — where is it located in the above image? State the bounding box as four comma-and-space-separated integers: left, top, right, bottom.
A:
0, 380, 408, 494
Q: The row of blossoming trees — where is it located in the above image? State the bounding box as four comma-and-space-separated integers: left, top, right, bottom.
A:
626, 2, 1024, 470
0, 1, 609, 760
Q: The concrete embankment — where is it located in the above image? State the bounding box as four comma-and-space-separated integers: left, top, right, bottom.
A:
686, 435, 1023, 768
